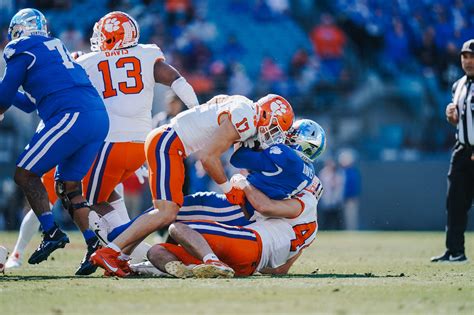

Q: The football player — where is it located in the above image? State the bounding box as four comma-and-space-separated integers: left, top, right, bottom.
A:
90, 94, 295, 276
0, 8, 109, 265
146, 119, 326, 277
69, 11, 199, 275
98, 119, 325, 277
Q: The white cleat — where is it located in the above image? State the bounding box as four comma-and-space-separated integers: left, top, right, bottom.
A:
192, 260, 235, 278
164, 261, 194, 279
5, 251, 22, 269
88, 211, 109, 246
130, 261, 169, 277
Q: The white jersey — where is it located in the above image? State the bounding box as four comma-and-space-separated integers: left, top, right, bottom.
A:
249, 178, 322, 271
77, 44, 164, 142
170, 95, 258, 155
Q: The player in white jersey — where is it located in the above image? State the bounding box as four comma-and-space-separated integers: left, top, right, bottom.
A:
90, 93, 295, 277
70, 11, 198, 275
142, 120, 324, 278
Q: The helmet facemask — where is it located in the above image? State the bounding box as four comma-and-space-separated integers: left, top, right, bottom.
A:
257, 116, 286, 149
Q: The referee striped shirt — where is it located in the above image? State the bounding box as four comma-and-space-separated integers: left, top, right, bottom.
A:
452, 76, 474, 145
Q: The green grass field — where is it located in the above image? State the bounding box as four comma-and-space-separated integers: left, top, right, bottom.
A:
1, 231, 473, 315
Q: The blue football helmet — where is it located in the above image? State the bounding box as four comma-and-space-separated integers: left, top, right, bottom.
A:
8, 8, 48, 41
287, 119, 326, 162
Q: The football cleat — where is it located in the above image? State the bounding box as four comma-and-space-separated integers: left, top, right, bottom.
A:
5, 251, 22, 269
90, 247, 128, 277
28, 226, 69, 264
130, 261, 169, 277
164, 261, 194, 279
192, 260, 235, 278
75, 236, 101, 276
103, 258, 132, 277
431, 251, 468, 263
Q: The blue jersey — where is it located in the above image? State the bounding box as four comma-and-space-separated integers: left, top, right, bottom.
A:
2, 35, 104, 121
230, 144, 315, 216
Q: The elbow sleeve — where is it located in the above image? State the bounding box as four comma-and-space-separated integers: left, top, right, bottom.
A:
171, 77, 199, 108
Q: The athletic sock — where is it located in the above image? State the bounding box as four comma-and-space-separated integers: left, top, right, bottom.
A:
107, 242, 121, 253
203, 253, 219, 263
82, 229, 96, 242
118, 253, 130, 261
103, 211, 127, 231
38, 211, 55, 232
130, 242, 151, 264
109, 197, 130, 221
12, 209, 40, 256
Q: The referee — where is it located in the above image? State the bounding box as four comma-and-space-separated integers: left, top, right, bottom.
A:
431, 39, 474, 263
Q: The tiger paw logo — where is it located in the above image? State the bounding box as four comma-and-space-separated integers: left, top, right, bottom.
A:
104, 18, 120, 33
270, 99, 288, 116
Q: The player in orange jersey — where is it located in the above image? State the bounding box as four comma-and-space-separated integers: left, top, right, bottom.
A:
91, 94, 295, 277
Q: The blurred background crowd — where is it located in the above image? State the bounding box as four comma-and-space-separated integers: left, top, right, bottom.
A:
0, 0, 471, 231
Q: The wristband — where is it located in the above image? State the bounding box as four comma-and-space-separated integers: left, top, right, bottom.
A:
219, 181, 232, 193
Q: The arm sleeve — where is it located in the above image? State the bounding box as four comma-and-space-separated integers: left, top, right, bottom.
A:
13, 91, 36, 113
0, 54, 31, 110
230, 147, 279, 172
171, 76, 199, 108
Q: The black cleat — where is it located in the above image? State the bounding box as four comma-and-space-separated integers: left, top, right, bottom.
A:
431, 251, 468, 263
28, 226, 69, 264
75, 236, 101, 276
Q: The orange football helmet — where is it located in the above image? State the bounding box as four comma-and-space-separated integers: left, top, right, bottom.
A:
255, 94, 294, 149
90, 11, 139, 52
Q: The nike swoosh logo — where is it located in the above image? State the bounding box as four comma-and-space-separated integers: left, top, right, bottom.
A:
103, 259, 118, 272
449, 255, 464, 261
94, 230, 107, 245
49, 229, 57, 238
261, 165, 283, 176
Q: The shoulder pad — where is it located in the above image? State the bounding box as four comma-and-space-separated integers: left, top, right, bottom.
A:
4, 36, 38, 61
267, 144, 298, 159
138, 43, 164, 60
75, 51, 98, 65
140, 43, 161, 50
264, 144, 298, 166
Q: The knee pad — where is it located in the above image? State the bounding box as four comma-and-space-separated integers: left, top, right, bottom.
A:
55, 180, 90, 217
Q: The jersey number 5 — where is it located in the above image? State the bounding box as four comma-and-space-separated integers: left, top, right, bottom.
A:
290, 222, 317, 252
98, 57, 144, 99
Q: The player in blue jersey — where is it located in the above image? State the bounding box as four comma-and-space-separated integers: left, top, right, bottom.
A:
0, 9, 109, 266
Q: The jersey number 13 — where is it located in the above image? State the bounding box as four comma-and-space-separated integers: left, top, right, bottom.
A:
97, 57, 144, 98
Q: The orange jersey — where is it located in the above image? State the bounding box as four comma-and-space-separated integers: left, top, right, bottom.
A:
161, 221, 262, 276
82, 142, 145, 204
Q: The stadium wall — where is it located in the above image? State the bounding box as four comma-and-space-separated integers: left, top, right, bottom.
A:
359, 161, 474, 231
